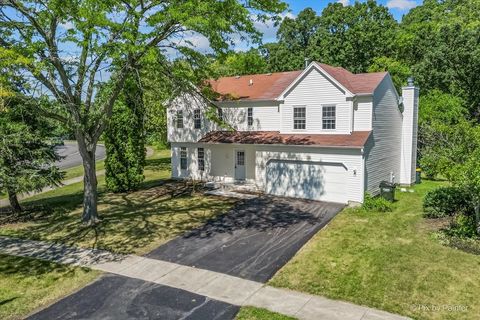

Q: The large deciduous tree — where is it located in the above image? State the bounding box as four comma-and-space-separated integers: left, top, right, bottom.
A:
0, 0, 286, 224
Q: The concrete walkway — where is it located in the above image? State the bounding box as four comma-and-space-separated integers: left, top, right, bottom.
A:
0, 236, 409, 320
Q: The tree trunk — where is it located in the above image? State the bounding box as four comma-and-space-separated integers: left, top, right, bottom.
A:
77, 134, 100, 225
475, 199, 480, 235
7, 189, 22, 213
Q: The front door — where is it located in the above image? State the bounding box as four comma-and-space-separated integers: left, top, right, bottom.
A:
234, 150, 246, 180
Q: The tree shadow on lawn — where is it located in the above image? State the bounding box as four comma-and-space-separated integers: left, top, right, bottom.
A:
1, 181, 236, 255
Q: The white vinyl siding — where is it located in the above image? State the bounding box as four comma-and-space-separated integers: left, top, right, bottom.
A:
364, 74, 402, 195
220, 105, 281, 131
281, 68, 351, 134
353, 97, 373, 131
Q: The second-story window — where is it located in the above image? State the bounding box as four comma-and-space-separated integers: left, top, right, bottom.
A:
293, 106, 306, 130
218, 108, 224, 122
194, 109, 201, 129
180, 147, 187, 170
247, 107, 253, 126
175, 110, 184, 129
322, 105, 336, 130
197, 148, 205, 171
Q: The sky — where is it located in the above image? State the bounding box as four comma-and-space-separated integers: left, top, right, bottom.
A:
255, 0, 420, 45
184, 0, 421, 52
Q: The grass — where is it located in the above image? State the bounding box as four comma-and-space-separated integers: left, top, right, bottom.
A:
0, 254, 99, 320
269, 180, 480, 320
0, 146, 238, 319
236, 307, 296, 320
0, 148, 236, 255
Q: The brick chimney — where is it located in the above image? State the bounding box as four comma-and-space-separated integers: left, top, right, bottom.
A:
399, 77, 419, 185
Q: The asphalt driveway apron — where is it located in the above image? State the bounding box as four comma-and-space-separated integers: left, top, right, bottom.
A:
147, 196, 344, 283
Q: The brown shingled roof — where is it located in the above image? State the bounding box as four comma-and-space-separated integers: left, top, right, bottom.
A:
199, 131, 371, 148
208, 63, 387, 101
209, 70, 302, 101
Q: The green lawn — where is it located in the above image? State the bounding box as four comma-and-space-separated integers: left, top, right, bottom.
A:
0, 147, 238, 319
269, 180, 480, 320
0, 148, 236, 255
236, 307, 296, 320
0, 254, 99, 320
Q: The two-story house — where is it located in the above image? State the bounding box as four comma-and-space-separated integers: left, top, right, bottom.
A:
167, 62, 419, 204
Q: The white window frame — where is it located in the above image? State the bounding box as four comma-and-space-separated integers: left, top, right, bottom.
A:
218, 108, 224, 122
180, 147, 188, 170
322, 105, 336, 130
175, 110, 184, 129
194, 109, 201, 129
293, 106, 306, 130
197, 148, 205, 171
247, 107, 253, 127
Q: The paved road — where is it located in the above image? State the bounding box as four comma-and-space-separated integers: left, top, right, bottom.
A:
28, 197, 343, 320
29, 275, 239, 320
54, 141, 106, 169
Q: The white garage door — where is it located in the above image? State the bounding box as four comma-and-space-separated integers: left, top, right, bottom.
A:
265, 160, 348, 203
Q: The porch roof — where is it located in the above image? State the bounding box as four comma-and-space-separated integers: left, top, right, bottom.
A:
198, 131, 371, 148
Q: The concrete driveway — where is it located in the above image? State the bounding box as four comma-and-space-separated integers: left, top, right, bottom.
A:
29, 196, 343, 319
147, 196, 344, 282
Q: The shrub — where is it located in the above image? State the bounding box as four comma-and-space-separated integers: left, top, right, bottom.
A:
449, 214, 478, 238
423, 186, 473, 218
362, 193, 392, 212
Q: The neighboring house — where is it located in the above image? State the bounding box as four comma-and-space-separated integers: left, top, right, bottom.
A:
167, 62, 419, 204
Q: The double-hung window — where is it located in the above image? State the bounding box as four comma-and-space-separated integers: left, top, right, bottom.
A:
194, 109, 201, 129
197, 148, 205, 171
247, 107, 253, 126
293, 106, 306, 130
175, 110, 184, 129
218, 108, 224, 122
322, 105, 336, 130
180, 147, 187, 170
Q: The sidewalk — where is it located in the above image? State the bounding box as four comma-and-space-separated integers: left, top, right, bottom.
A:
0, 236, 410, 320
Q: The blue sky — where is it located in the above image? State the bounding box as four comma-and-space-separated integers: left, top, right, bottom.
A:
252, 0, 420, 45
284, 0, 418, 21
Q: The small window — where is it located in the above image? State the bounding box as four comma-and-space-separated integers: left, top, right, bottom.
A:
175, 110, 184, 129
322, 105, 336, 130
293, 106, 306, 130
197, 148, 205, 171
194, 109, 201, 129
180, 147, 187, 170
218, 108, 223, 122
247, 107, 253, 126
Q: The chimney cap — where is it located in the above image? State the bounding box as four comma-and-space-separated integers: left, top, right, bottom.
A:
407, 76, 415, 86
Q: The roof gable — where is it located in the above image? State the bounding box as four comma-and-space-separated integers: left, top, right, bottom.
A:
208, 63, 388, 102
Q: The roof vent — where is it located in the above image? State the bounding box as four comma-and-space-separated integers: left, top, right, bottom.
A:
249, 79, 253, 86
235, 75, 240, 79
267, 73, 272, 76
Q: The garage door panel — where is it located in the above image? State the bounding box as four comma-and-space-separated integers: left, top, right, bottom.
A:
266, 160, 347, 203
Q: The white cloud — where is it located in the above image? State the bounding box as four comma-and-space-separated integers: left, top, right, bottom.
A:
59, 21, 74, 30
386, 0, 418, 10
337, 0, 350, 6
